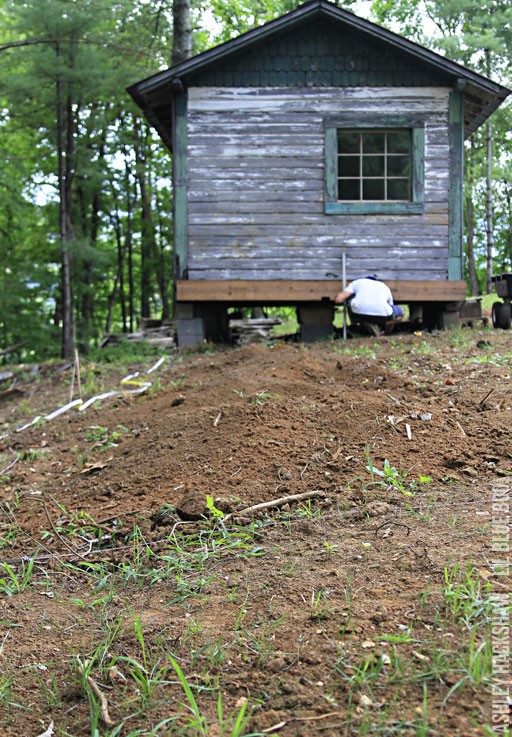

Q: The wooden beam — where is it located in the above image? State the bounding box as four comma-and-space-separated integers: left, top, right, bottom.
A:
176, 280, 467, 303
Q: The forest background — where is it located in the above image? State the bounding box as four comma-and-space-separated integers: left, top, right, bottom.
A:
0, 0, 511, 360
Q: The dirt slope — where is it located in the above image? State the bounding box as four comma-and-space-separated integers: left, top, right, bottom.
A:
0, 328, 510, 736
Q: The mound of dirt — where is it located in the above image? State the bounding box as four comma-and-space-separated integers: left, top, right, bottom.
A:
0, 328, 510, 736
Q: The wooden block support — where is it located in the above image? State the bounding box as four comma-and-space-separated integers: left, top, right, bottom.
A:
176, 279, 467, 304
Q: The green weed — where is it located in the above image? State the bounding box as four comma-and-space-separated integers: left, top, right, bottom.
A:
365, 452, 432, 497
85, 424, 130, 446
310, 589, 330, 621
168, 655, 254, 737
442, 563, 493, 626
0, 559, 35, 596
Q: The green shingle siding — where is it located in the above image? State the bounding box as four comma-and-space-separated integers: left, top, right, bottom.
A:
187, 23, 449, 89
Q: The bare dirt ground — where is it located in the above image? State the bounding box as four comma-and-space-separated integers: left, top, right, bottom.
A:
0, 326, 511, 737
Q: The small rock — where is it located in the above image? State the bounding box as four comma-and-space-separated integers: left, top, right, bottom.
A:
365, 501, 391, 517
358, 693, 374, 708
267, 655, 287, 673
370, 607, 388, 624
175, 490, 208, 520
277, 467, 293, 480
171, 394, 186, 407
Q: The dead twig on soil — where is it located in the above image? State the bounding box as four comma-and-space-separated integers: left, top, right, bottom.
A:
454, 419, 467, 437
42, 499, 93, 564
224, 489, 326, 521
0, 454, 19, 476
262, 712, 344, 733
374, 521, 411, 538
78, 663, 114, 727
479, 387, 495, 407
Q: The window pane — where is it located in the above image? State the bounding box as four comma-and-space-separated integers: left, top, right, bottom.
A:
388, 155, 410, 177
362, 132, 384, 153
363, 179, 385, 200
335, 127, 414, 203
338, 179, 360, 200
338, 155, 360, 177
387, 131, 410, 154
363, 155, 385, 177
338, 131, 359, 154
388, 179, 410, 200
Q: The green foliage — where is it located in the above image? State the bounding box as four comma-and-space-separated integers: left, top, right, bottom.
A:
365, 453, 432, 497
0, 559, 35, 596
0, 0, 511, 356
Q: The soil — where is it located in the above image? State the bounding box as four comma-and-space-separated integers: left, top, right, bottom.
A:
0, 327, 511, 737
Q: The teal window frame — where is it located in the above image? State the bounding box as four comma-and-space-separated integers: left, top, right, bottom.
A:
324, 115, 425, 215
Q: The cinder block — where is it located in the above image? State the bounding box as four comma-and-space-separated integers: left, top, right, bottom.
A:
300, 323, 333, 342
176, 318, 205, 347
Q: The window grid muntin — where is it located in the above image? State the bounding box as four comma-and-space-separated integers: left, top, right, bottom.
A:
337, 129, 412, 202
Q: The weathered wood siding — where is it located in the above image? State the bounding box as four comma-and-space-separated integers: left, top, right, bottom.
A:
186, 86, 452, 281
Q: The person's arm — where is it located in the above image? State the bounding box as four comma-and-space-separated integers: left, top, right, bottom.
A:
334, 288, 353, 304
385, 286, 395, 308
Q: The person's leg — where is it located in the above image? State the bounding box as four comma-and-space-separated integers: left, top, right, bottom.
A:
392, 305, 404, 320
384, 306, 404, 335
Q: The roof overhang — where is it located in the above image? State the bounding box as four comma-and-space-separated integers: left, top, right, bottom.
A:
127, 0, 510, 148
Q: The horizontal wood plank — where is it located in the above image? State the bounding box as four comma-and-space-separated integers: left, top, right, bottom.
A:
176, 279, 466, 303
184, 85, 455, 284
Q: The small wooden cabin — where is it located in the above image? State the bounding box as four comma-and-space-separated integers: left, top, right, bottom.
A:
128, 0, 510, 343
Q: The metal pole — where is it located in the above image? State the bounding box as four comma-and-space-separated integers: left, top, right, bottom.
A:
342, 252, 347, 341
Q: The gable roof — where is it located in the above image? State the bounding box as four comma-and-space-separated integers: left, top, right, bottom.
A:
128, 0, 510, 149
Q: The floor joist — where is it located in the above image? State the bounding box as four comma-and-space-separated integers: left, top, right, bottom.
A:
176, 279, 467, 304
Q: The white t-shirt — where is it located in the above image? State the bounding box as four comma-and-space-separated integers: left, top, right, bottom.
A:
345, 278, 394, 317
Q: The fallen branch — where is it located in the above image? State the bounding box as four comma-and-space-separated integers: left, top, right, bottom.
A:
78, 665, 114, 727
224, 489, 326, 521
454, 420, 467, 437
0, 341, 25, 358
262, 711, 343, 733
479, 387, 495, 407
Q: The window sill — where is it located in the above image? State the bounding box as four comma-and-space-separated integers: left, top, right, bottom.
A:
325, 202, 424, 215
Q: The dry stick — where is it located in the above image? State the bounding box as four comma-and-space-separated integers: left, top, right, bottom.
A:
43, 500, 92, 563
262, 712, 344, 733
0, 455, 18, 476
479, 387, 495, 406
454, 419, 467, 437
78, 665, 114, 727
75, 348, 82, 400
224, 489, 326, 521
69, 360, 76, 403
374, 520, 411, 537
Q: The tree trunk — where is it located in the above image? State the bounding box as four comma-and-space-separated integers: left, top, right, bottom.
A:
133, 117, 170, 320
485, 120, 494, 293
484, 50, 494, 293
172, 0, 191, 66
105, 206, 131, 335
56, 40, 75, 359
133, 117, 152, 318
